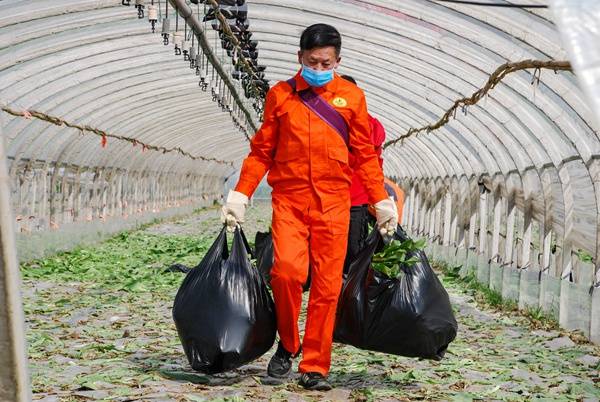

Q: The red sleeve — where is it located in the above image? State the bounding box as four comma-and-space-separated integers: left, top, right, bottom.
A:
351, 96, 387, 204
369, 115, 386, 168
369, 116, 386, 147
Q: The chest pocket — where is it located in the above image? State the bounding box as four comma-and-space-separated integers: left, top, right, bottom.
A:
275, 96, 302, 119
274, 101, 308, 162
328, 146, 349, 164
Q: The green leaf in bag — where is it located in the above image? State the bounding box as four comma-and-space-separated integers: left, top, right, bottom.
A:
371, 237, 427, 278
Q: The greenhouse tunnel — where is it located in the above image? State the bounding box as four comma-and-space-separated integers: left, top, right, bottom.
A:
1, 0, 600, 400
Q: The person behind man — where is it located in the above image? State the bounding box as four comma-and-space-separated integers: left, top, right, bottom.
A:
339, 75, 388, 271
220, 23, 398, 390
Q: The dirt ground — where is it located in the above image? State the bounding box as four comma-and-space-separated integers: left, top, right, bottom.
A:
21, 204, 600, 401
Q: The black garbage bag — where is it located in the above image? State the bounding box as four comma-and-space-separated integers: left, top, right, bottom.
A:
254, 230, 273, 284
173, 227, 276, 374
254, 230, 311, 292
334, 226, 457, 360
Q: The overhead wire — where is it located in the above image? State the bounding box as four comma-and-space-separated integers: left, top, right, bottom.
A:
383, 59, 572, 149
1, 106, 234, 166
432, 0, 549, 8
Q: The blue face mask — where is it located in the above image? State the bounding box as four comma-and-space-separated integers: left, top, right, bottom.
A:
301, 64, 334, 87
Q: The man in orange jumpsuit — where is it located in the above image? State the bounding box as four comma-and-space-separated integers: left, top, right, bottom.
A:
221, 23, 398, 390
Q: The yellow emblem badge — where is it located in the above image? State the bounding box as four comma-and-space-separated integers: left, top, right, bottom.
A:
332, 97, 347, 107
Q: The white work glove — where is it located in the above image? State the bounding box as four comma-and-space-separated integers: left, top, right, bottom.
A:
220, 190, 248, 232
374, 197, 398, 238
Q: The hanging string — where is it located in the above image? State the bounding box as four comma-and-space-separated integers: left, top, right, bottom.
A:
1, 106, 234, 165
160, 0, 169, 44
531, 67, 541, 104
214, 19, 218, 57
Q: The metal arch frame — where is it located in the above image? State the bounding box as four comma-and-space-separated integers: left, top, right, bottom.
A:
386, 144, 431, 178
0, 7, 129, 49
0, 0, 592, 176
244, 3, 600, 266
247, 0, 596, 149
7, 89, 232, 177
4, 62, 239, 177
0, 1, 598, 272
2, 34, 244, 170
2, 15, 255, 168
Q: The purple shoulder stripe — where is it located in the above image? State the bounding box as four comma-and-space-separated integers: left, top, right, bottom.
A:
286, 78, 349, 147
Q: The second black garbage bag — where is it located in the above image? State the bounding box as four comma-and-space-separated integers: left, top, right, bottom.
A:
254, 230, 274, 284
172, 227, 277, 374
334, 226, 458, 360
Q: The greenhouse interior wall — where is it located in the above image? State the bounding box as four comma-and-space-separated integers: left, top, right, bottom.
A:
2, 0, 600, 399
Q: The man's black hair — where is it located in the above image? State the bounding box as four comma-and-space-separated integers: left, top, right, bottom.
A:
340, 75, 357, 85
300, 24, 342, 55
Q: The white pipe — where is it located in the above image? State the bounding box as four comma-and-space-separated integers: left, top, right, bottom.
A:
0, 115, 31, 401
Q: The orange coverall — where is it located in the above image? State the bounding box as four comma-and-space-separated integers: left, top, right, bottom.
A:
384, 177, 405, 223
235, 71, 387, 375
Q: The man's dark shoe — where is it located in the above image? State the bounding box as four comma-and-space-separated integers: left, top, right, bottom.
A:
267, 342, 293, 378
299, 372, 332, 391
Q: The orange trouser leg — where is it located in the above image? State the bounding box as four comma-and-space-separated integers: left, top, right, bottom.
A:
298, 198, 349, 375
270, 193, 350, 376
270, 196, 310, 356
